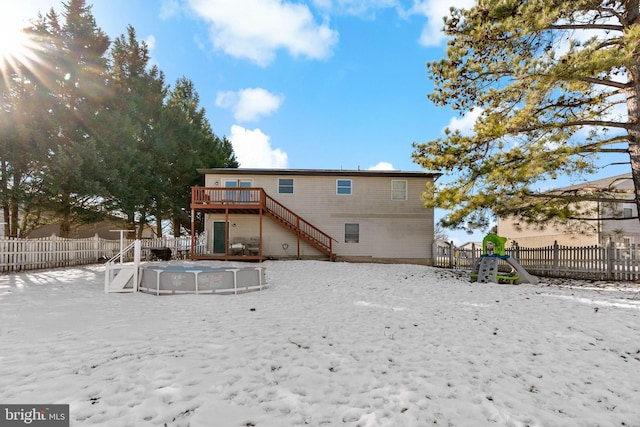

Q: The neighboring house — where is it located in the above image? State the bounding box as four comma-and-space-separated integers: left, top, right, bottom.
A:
498, 173, 639, 248
459, 241, 482, 251
25, 218, 155, 240
190, 168, 439, 264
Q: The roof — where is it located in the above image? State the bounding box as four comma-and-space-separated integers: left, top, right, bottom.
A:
556, 173, 632, 192
197, 168, 440, 179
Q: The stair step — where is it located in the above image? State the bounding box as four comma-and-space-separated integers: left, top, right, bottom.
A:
264, 197, 334, 258
110, 268, 135, 290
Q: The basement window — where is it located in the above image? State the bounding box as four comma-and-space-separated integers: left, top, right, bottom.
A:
345, 223, 359, 243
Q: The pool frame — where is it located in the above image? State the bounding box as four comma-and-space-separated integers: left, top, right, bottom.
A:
138, 263, 266, 295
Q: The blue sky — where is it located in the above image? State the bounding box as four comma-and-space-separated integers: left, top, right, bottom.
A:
3, 0, 630, 245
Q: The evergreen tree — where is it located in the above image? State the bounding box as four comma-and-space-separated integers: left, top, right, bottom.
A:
0, 72, 49, 237
32, 0, 111, 237
0, 9, 66, 237
0, 3, 238, 239
100, 25, 167, 238
413, 1, 640, 232
156, 77, 238, 236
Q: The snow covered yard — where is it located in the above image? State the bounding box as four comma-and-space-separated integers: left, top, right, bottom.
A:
1, 260, 639, 426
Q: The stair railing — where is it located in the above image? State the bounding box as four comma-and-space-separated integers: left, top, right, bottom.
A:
104, 240, 141, 293
262, 192, 334, 257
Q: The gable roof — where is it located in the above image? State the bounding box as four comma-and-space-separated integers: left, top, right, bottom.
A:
555, 173, 632, 193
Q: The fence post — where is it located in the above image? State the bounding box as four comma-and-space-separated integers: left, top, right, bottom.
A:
471, 242, 477, 267
553, 240, 559, 275
448, 241, 454, 269
607, 240, 615, 281
431, 242, 438, 267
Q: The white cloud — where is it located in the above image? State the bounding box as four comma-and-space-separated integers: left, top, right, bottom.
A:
216, 88, 284, 122
160, 0, 181, 19
312, 0, 396, 17
145, 34, 156, 50
187, 0, 338, 66
368, 161, 396, 170
411, 0, 476, 47
229, 125, 288, 168
446, 107, 482, 135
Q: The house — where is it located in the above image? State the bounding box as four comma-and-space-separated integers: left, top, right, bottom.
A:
497, 173, 639, 248
189, 168, 440, 264
22, 215, 156, 240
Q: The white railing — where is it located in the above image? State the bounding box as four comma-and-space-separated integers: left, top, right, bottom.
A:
0, 234, 206, 273
104, 240, 141, 293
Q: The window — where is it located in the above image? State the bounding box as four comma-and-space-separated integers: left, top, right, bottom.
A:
223, 179, 252, 202
279, 178, 294, 194
391, 180, 407, 201
624, 207, 633, 218
345, 223, 359, 243
337, 179, 352, 195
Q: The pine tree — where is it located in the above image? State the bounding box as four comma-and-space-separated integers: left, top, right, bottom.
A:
156, 77, 238, 236
413, 0, 640, 232
33, 0, 110, 237
99, 25, 168, 238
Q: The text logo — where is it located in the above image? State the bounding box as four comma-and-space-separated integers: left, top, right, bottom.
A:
0, 405, 69, 427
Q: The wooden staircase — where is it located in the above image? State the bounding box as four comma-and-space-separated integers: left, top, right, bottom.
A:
263, 193, 335, 260
190, 187, 336, 260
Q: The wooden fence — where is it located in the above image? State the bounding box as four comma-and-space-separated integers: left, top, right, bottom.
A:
433, 241, 640, 281
0, 235, 204, 273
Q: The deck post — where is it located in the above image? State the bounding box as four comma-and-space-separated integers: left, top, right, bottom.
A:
190, 208, 195, 259
259, 200, 263, 260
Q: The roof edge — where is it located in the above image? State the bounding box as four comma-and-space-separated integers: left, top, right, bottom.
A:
197, 168, 440, 178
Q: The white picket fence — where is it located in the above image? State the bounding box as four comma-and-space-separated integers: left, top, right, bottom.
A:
0, 235, 203, 273
434, 240, 640, 281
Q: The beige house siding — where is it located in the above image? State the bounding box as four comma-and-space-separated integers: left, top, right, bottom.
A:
497, 216, 599, 248
200, 169, 437, 263
498, 173, 640, 248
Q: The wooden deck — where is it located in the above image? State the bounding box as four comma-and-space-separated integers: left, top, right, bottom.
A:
190, 187, 264, 214
189, 187, 335, 261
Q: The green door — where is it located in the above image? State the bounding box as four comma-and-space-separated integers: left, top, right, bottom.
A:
213, 221, 227, 254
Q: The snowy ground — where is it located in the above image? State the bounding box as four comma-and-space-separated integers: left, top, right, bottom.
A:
1, 260, 639, 427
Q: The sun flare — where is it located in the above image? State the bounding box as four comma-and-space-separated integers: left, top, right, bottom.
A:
0, 15, 34, 76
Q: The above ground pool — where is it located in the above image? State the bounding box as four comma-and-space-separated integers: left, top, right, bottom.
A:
137, 261, 266, 295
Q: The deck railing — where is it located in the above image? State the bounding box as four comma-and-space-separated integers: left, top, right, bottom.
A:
191, 187, 262, 205
191, 187, 334, 258
263, 193, 333, 256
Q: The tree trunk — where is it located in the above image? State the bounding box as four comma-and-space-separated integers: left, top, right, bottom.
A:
155, 214, 163, 238
8, 168, 21, 237
1, 160, 9, 237
10, 203, 18, 238
625, 1, 640, 226
173, 217, 181, 238
126, 213, 137, 239
59, 194, 72, 238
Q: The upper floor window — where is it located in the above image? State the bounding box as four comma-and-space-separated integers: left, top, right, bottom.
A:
337, 179, 352, 195
624, 207, 633, 218
278, 178, 294, 194
391, 180, 407, 201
